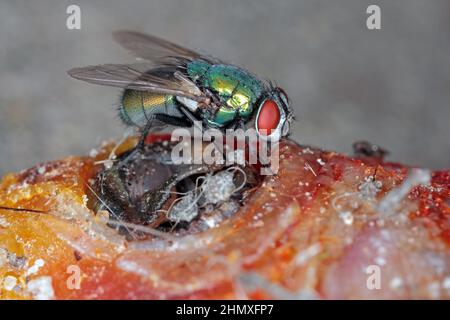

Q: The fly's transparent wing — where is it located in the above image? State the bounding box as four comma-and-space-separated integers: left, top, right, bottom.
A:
67, 63, 206, 101
113, 30, 222, 64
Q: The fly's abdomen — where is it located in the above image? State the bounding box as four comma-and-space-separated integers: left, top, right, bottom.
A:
119, 89, 183, 127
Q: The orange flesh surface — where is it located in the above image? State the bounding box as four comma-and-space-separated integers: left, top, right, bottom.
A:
0, 136, 449, 299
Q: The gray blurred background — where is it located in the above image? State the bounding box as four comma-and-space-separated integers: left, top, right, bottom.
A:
0, 0, 449, 177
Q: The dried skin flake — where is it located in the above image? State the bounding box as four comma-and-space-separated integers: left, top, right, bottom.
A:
0, 137, 449, 299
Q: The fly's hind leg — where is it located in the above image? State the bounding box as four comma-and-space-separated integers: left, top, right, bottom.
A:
117, 114, 191, 169
116, 117, 156, 169
136, 117, 157, 150
134, 113, 192, 152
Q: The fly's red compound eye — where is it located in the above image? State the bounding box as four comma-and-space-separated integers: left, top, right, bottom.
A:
257, 99, 281, 136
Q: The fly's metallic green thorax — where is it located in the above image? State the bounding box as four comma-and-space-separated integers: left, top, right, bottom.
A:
187, 60, 264, 127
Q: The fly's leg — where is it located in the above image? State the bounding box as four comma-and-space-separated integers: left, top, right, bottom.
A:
137, 119, 153, 149
117, 113, 192, 169
116, 117, 155, 169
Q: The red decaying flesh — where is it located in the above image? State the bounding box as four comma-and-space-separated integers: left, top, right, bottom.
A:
0, 137, 449, 299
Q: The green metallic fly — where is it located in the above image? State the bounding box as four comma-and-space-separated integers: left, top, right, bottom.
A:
68, 31, 293, 142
